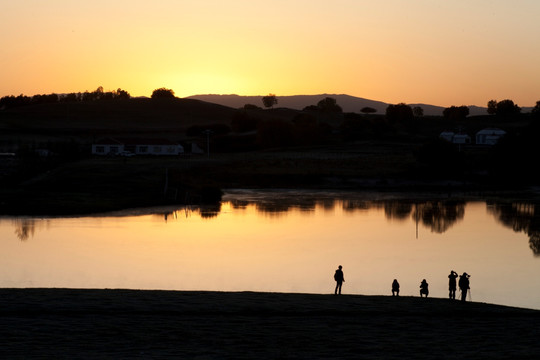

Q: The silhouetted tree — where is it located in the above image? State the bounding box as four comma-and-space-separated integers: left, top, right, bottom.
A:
81, 87, 106, 102
532, 101, 540, 116
114, 88, 131, 99
1, 87, 131, 108
31, 93, 58, 104
317, 97, 342, 113
443, 106, 469, 120
385, 103, 413, 123
487, 100, 497, 115
488, 99, 521, 117
262, 94, 278, 109
495, 99, 521, 116
361, 106, 377, 115
303, 105, 319, 112
413, 106, 424, 117
95, 86, 104, 100
151, 88, 175, 99
59, 93, 79, 102
243, 104, 261, 110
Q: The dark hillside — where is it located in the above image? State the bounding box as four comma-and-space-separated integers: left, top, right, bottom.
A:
0, 98, 236, 133
1, 95, 538, 215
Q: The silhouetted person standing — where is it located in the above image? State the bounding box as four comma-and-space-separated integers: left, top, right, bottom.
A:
392, 279, 400, 296
334, 265, 344, 295
420, 279, 429, 297
459, 272, 470, 302
448, 270, 458, 300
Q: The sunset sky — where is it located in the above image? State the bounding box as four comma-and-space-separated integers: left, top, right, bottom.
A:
1, 0, 539, 107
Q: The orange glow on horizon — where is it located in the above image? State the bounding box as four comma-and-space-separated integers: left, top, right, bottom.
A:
1, 1, 539, 107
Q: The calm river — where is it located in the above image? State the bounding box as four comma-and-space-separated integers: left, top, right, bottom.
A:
1, 190, 539, 310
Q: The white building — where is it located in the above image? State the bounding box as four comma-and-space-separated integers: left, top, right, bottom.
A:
475, 128, 506, 145
92, 138, 184, 156
439, 131, 471, 144
439, 131, 455, 142
452, 133, 471, 144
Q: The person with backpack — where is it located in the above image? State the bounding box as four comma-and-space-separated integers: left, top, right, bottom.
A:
459, 272, 470, 301
419, 279, 429, 297
334, 265, 344, 295
392, 279, 400, 296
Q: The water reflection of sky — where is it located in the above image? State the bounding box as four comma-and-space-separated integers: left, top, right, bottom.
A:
1, 192, 539, 310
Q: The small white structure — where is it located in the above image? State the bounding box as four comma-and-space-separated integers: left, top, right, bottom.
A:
92, 138, 124, 155
439, 131, 455, 142
476, 128, 506, 145
439, 131, 471, 144
452, 134, 471, 144
92, 138, 184, 156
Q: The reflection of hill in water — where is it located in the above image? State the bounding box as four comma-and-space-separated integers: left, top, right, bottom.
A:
487, 203, 540, 256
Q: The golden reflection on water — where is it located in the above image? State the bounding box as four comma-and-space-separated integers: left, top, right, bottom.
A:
1, 195, 539, 310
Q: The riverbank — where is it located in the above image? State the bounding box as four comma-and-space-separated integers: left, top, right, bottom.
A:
2, 146, 540, 216
1, 288, 539, 359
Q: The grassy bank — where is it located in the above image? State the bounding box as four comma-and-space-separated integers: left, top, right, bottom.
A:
1, 288, 539, 359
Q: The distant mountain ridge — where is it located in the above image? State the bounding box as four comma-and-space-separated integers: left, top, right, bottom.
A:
187, 94, 489, 116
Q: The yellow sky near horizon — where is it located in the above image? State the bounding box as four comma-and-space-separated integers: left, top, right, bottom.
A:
1, 0, 539, 107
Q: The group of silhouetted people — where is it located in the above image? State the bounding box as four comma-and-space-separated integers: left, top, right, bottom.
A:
334, 266, 471, 301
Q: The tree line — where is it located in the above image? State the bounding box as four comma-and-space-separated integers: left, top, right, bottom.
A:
0, 86, 179, 109
258, 94, 540, 119
3, 86, 539, 118
0, 87, 131, 108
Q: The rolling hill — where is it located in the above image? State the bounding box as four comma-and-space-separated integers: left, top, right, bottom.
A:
187, 94, 490, 116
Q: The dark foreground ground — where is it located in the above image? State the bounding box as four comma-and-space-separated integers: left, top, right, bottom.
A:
1, 289, 539, 359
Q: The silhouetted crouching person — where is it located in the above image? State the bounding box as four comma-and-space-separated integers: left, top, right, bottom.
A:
448, 270, 458, 300
459, 272, 470, 301
392, 279, 400, 296
420, 279, 429, 297
334, 265, 344, 295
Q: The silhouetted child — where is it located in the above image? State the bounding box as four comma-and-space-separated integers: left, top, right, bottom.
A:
448, 270, 458, 300
392, 279, 400, 296
334, 265, 344, 295
459, 272, 470, 301
420, 279, 429, 297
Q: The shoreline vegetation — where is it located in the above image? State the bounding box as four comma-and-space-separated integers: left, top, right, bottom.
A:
1, 96, 540, 216
1, 288, 540, 358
